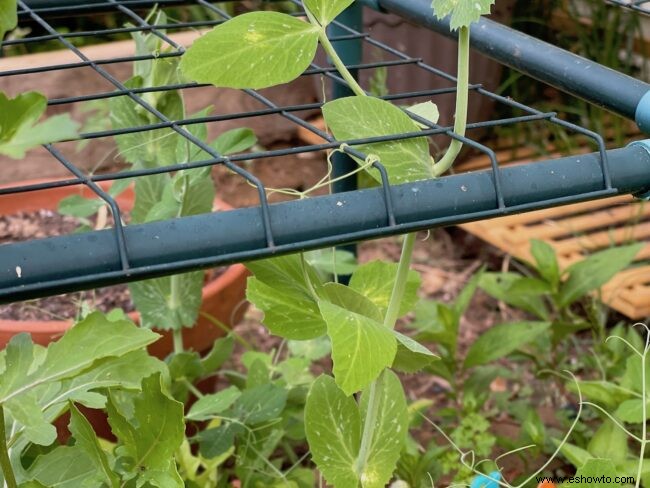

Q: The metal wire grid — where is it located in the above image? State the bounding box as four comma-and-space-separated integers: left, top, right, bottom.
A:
607, 0, 650, 14
0, 0, 616, 299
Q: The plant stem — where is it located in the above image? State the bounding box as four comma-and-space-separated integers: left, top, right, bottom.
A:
183, 379, 204, 399
0, 407, 17, 488
304, 8, 366, 98
355, 233, 417, 478
173, 328, 184, 354
433, 26, 470, 176
636, 340, 648, 488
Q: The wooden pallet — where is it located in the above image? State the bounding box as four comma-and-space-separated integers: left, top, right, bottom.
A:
461, 195, 650, 319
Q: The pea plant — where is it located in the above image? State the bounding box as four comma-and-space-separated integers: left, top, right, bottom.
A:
180, 0, 494, 486
0, 1, 78, 158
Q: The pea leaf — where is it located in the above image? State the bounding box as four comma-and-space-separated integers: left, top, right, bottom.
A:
392, 331, 438, 373
559, 243, 643, 307
211, 127, 257, 155
305, 375, 361, 487
323, 96, 433, 184
305, 372, 408, 488
181, 12, 319, 89
129, 271, 204, 331
107, 374, 184, 486
303, 0, 354, 26
319, 282, 383, 322
349, 260, 421, 317
0, 0, 17, 41
230, 383, 287, 425
319, 300, 396, 395
406, 101, 440, 129
186, 386, 241, 421
464, 321, 551, 368
0, 92, 78, 159
58, 195, 105, 218
358, 370, 408, 488
431, 0, 496, 30
570, 459, 619, 488
247, 255, 326, 339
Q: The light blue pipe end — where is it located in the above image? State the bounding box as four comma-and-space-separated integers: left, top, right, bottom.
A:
628, 139, 650, 200
635, 90, 650, 134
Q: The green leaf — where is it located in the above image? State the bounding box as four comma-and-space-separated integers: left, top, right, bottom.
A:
464, 321, 551, 368
559, 243, 643, 307
479, 272, 549, 320
27, 446, 97, 488
0, 312, 159, 405
231, 383, 287, 425
567, 381, 632, 409
556, 441, 593, 469
319, 282, 383, 322
180, 12, 319, 89
247, 255, 325, 339
129, 271, 204, 331
0, 92, 78, 158
406, 101, 440, 129
304, 0, 354, 25
587, 420, 628, 464
201, 336, 234, 374
322, 96, 433, 184
211, 127, 257, 155
307, 249, 358, 276
305, 375, 361, 488
614, 399, 646, 423
198, 423, 242, 459
531, 239, 560, 287
288, 336, 331, 361
68, 403, 119, 487
187, 386, 241, 421
0, 0, 17, 41
349, 261, 421, 317
57, 195, 104, 219
109, 77, 183, 169
431, 0, 495, 30
411, 300, 458, 353
107, 374, 184, 486
319, 300, 396, 395
359, 370, 408, 488
568, 458, 619, 487
392, 331, 438, 373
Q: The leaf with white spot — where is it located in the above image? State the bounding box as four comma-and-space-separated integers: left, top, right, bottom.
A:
305, 375, 361, 488
323, 96, 433, 184
431, 0, 496, 30
180, 12, 319, 89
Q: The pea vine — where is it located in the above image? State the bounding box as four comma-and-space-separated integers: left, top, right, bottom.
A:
179, 0, 496, 486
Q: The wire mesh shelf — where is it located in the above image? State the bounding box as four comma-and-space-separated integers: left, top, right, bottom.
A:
607, 0, 650, 15
1, 0, 649, 303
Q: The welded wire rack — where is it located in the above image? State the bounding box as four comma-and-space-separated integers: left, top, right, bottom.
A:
608, 0, 650, 15
1, 0, 650, 302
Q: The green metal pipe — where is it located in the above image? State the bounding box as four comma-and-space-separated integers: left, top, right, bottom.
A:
1, 143, 649, 302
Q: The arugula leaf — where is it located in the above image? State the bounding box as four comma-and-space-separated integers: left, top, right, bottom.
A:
107, 374, 184, 486
322, 96, 433, 184
431, 0, 496, 30
181, 12, 319, 89
211, 127, 257, 155
186, 386, 241, 421
0, 92, 78, 159
26, 445, 98, 488
303, 0, 354, 26
0, 0, 17, 41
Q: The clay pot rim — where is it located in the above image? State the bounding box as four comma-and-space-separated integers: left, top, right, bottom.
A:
0, 177, 247, 331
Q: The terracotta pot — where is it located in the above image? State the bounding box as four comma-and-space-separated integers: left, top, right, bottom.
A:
0, 179, 249, 357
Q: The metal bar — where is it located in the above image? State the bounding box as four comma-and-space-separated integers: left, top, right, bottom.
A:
375, 0, 650, 132
2, 143, 650, 302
